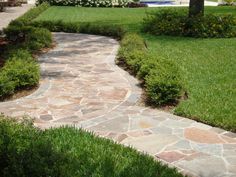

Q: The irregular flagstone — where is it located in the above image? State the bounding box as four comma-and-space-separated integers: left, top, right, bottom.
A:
156, 151, 186, 163
121, 134, 179, 155
0, 33, 236, 177
185, 127, 225, 144
174, 153, 228, 177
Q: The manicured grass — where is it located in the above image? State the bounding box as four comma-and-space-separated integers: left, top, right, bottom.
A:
35, 6, 236, 131
0, 117, 183, 177
36, 6, 236, 31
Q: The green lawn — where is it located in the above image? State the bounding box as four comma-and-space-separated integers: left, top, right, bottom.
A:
36, 6, 236, 131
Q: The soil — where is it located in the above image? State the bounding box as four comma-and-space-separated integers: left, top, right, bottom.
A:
0, 37, 8, 68
0, 85, 39, 102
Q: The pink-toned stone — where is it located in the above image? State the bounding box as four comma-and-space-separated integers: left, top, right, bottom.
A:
156, 151, 186, 163
116, 134, 128, 142
184, 127, 225, 144
220, 135, 236, 144
180, 150, 197, 155
127, 131, 144, 137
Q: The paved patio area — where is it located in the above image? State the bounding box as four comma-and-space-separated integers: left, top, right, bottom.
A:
0, 4, 33, 31
0, 33, 236, 177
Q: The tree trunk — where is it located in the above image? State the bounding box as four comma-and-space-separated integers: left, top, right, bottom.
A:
189, 0, 205, 17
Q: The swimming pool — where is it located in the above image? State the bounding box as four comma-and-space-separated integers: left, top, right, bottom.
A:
140, 0, 175, 5
140, 0, 176, 5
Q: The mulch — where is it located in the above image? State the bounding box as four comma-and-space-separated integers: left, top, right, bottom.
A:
0, 37, 8, 68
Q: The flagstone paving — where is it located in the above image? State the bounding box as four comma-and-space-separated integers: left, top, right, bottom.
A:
0, 32, 236, 177
0, 4, 33, 31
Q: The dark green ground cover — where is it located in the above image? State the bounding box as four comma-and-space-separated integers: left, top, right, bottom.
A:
0, 116, 183, 177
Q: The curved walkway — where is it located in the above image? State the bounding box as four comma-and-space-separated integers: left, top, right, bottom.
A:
0, 33, 236, 177
0, 4, 33, 31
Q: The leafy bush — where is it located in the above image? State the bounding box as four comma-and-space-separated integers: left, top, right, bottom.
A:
25, 27, 52, 50
0, 3, 51, 99
4, 25, 52, 51
37, 0, 130, 7
0, 75, 15, 98
31, 20, 126, 39
31, 20, 80, 32
0, 50, 40, 98
119, 33, 146, 51
118, 33, 184, 105
143, 9, 236, 38
144, 62, 184, 105
8, 2, 50, 27
220, 0, 236, 5
127, 2, 147, 7
4, 26, 34, 42
79, 23, 126, 39
0, 116, 183, 177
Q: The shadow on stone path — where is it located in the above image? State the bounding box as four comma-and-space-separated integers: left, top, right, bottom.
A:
0, 33, 236, 177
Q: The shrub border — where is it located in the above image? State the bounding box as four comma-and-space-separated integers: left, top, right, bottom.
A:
0, 2, 51, 99
1, 3, 184, 106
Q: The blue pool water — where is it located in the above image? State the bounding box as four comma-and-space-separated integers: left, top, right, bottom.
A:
140, 0, 175, 5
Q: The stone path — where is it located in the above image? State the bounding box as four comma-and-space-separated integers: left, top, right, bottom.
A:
0, 33, 236, 177
0, 4, 33, 31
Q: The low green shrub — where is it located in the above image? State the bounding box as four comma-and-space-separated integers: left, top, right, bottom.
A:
36, 0, 130, 7
26, 27, 52, 50
118, 33, 147, 74
0, 116, 183, 177
1, 3, 51, 99
31, 20, 80, 32
8, 2, 50, 27
145, 62, 184, 105
118, 33, 184, 105
143, 9, 236, 38
4, 26, 34, 42
79, 23, 126, 39
184, 14, 236, 38
119, 33, 146, 51
0, 75, 15, 98
31, 20, 126, 39
0, 50, 39, 98
219, 0, 236, 6
4, 25, 52, 51
121, 49, 146, 74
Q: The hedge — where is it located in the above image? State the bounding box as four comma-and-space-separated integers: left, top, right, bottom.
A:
36, 0, 130, 7
117, 33, 184, 105
143, 9, 236, 38
0, 50, 40, 99
31, 20, 126, 39
0, 3, 51, 99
